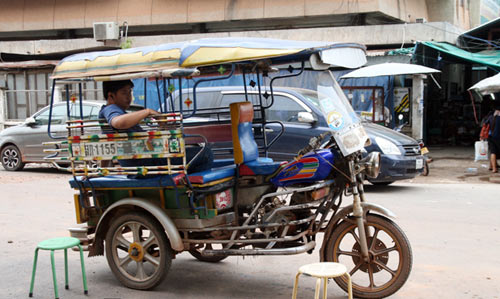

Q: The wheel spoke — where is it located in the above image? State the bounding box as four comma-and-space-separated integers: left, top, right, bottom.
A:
116, 235, 131, 250
369, 227, 380, 250
368, 263, 376, 288
337, 249, 361, 257
119, 255, 133, 268
129, 223, 142, 243
143, 253, 160, 268
349, 260, 364, 276
135, 261, 147, 280
349, 228, 361, 245
142, 234, 157, 249
373, 260, 397, 277
373, 245, 398, 256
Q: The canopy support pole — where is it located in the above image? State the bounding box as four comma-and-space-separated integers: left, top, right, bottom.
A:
411, 74, 425, 140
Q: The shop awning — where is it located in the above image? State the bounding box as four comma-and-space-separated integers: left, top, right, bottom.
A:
416, 41, 500, 71
340, 62, 439, 78
468, 73, 500, 94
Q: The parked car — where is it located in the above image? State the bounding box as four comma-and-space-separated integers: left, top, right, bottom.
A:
172, 86, 424, 184
0, 101, 150, 171
0, 101, 105, 171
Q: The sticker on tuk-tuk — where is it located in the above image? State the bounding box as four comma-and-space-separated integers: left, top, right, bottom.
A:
327, 111, 344, 130
215, 189, 232, 209
168, 138, 180, 153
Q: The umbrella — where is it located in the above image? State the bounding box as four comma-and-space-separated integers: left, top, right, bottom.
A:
468, 73, 500, 95
341, 62, 440, 78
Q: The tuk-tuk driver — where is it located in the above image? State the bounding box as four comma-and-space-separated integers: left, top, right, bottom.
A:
99, 80, 158, 132
99, 80, 213, 173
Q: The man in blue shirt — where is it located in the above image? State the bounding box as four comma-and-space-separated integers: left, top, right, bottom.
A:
99, 80, 212, 173
99, 80, 159, 132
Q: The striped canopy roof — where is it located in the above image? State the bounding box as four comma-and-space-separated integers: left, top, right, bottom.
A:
52, 38, 366, 80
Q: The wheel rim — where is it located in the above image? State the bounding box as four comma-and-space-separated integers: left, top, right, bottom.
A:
2, 148, 20, 169
111, 220, 163, 283
332, 220, 404, 293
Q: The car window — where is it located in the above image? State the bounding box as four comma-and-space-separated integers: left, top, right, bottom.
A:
34, 105, 67, 125
172, 91, 220, 112
266, 95, 307, 123
70, 104, 100, 120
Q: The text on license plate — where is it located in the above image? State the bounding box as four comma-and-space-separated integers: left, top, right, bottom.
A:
83, 142, 117, 156
416, 158, 423, 169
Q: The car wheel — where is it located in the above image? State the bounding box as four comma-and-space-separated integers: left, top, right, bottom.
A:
369, 181, 394, 186
1, 145, 25, 171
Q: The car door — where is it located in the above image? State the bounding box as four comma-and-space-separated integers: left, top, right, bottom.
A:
21, 103, 69, 161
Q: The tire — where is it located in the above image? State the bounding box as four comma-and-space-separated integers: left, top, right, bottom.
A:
105, 212, 172, 290
189, 243, 229, 263
1, 145, 25, 171
369, 181, 394, 186
324, 214, 412, 298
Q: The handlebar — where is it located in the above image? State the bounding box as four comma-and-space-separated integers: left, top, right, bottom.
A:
297, 132, 331, 156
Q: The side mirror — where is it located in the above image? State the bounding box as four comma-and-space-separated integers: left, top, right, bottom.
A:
25, 117, 37, 126
297, 112, 316, 124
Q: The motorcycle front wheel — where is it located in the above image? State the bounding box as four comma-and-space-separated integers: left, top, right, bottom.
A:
324, 214, 412, 298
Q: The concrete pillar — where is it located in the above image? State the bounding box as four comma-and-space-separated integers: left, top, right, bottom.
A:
53, 85, 62, 103
411, 74, 425, 140
0, 88, 6, 131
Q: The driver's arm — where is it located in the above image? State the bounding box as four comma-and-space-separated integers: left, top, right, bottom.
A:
111, 108, 159, 130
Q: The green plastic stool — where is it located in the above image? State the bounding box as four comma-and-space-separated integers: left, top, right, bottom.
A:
29, 237, 88, 299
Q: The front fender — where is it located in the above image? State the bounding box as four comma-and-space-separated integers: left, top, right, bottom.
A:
319, 202, 396, 261
93, 198, 183, 253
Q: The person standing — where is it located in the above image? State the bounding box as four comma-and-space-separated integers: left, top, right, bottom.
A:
488, 102, 500, 173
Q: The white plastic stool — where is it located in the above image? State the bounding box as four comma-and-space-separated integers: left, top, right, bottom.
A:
292, 262, 352, 299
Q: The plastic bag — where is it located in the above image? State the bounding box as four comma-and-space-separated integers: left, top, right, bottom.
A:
474, 141, 489, 161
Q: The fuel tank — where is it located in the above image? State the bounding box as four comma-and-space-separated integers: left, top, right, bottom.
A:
270, 149, 334, 187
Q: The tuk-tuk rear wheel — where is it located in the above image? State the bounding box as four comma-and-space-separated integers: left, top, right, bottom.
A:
105, 212, 172, 290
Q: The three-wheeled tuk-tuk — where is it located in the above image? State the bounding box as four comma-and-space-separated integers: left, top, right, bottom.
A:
45, 38, 412, 298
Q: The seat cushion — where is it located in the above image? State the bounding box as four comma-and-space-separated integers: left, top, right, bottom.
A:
239, 157, 285, 176
187, 164, 236, 184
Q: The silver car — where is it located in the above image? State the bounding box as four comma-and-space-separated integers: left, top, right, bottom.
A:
0, 101, 104, 171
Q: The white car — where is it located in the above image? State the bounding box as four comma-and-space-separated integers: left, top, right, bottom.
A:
0, 101, 105, 171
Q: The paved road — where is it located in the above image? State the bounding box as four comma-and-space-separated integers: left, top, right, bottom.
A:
0, 166, 499, 298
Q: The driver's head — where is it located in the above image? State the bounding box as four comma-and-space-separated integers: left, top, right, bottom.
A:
103, 80, 134, 110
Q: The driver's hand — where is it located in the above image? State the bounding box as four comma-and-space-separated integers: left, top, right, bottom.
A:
146, 108, 160, 117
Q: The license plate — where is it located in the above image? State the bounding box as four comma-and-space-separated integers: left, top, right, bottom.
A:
82, 142, 118, 157
420, 147, 429, 155
75, 138, 171, 158
416, 158, 424, 169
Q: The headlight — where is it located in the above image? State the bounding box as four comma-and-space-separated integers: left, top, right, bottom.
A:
358, 152, 381, 178
374, 137, 401, 155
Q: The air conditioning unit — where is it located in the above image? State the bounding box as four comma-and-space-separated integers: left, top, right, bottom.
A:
93, 22, 120, 41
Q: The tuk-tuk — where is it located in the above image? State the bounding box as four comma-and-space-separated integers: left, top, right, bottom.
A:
45, 38, 412, 298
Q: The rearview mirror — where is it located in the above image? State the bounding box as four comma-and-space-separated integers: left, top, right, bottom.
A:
25, 117, 37, 126
297, 112, 316, 124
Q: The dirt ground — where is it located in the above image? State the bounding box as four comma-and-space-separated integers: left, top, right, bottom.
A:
406, 146, 500, 185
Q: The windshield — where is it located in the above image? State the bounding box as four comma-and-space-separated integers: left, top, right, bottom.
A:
310, 71, 370, 156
